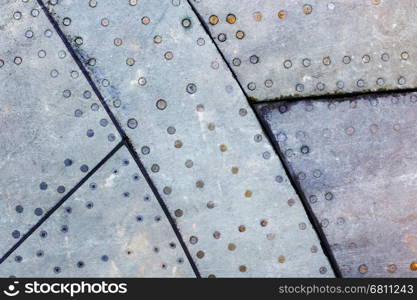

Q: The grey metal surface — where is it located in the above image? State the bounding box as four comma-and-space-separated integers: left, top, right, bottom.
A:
0, 146, 195, 277
256, 93, 417, 277
43, 0, 333, 277
0, 0, 120, 258
192, 0, 417, 101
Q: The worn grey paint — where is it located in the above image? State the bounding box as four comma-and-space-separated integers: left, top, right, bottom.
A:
0, 0, 120, 258
42, 0, 333, 277
0, 146, 195, 277
256, 93, 417, 277
192, 0, 417, 101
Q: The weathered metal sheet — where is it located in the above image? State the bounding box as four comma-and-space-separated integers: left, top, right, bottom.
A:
44, 0, 333, 277
256, 92, 417, 277
0, 0, 120, 258
192, 0, 417, 101
0, 146, 195, 277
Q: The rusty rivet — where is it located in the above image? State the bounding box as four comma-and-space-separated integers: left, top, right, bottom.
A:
219, 144, 228, 152
278, 10, 286, 19
358, 264, 368, 274
226, 14, 237, 24
303, 4, 313, 14
209, 15, 219, 25
387, 264, 397, 273
253, 11, 262, 21
236, 30, 245, 39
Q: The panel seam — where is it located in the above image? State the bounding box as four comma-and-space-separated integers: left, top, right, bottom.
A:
187, 0, 342, 278
36, 0, 201, 278
0, 141, 124, 264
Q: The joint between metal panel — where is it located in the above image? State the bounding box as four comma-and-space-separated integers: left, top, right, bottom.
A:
187, 0, 342, 278
36, 0, 201, 278
0, 141, 125, 265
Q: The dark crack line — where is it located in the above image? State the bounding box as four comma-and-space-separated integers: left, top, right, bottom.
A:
124, 138, 202, 278
187, 0, 342, 278
253, 87, 417, 105
36, 0, 127, 140
36, 0, 201, 278
0, 141, 124, 265
253, 114, 343, 278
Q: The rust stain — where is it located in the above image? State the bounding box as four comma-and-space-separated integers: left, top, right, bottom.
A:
396, 214, 417, 224
404, 234, 417, 253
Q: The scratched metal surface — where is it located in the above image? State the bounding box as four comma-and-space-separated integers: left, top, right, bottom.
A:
0, 0, 120, 258
0, 146, 195, 277
41, 0, 334, 277
192, 0, 417, 101
256, 93, 417, 277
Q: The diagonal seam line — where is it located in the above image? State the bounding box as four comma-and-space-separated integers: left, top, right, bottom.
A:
36, 0, 201, 278
36, 0, 127, 140
124, 139, 202, 278
254, 113, 343, 278
187, 0, 342, 278
0, 141, 124, 265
